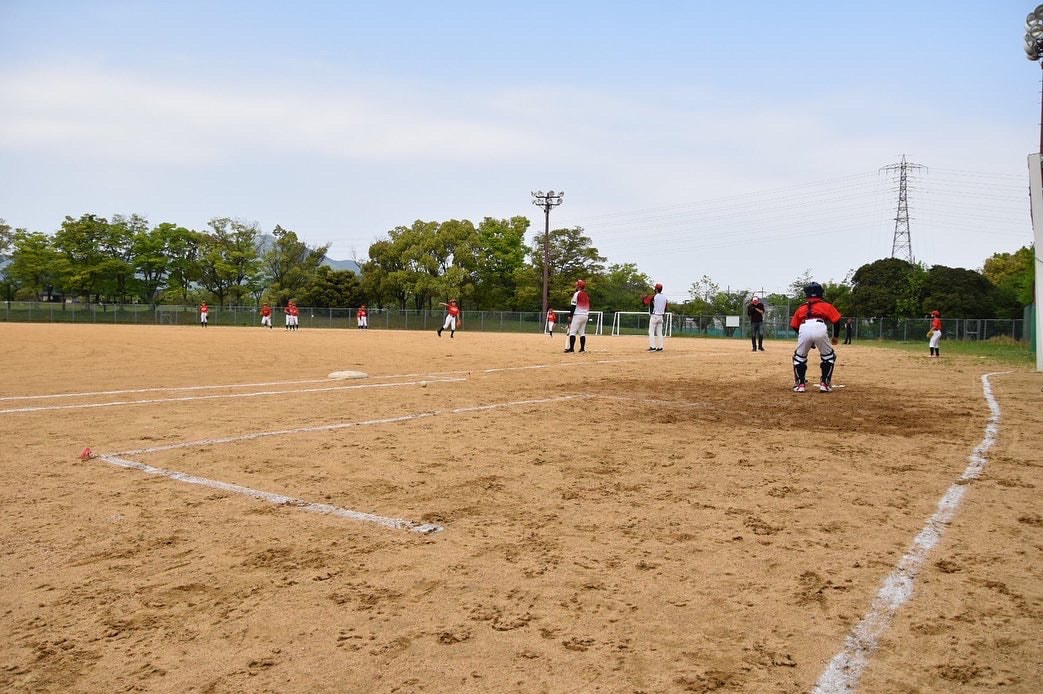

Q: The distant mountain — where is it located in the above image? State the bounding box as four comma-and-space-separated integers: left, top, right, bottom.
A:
323, 257, 361, 274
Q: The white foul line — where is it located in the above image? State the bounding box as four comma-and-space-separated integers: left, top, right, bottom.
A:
96, 394, 588, 533
813, 372, 1007, 693
0, 378, 465, 414
97, 454, 443, 534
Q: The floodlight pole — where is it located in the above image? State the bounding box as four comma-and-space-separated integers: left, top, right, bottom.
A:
531, 190, 565, 318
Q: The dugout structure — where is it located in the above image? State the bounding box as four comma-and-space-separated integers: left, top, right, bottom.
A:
548, 309, 603, 335
612, 311, 674, 337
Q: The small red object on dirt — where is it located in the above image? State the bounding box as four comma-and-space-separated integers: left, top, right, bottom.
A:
80, 447, 94, 460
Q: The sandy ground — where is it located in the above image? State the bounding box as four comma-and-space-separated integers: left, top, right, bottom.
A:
0, 323, 1040, 693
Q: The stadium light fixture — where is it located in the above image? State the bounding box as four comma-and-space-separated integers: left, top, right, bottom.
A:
531, 190, 565, 319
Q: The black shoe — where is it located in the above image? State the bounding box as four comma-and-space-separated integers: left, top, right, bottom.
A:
758, 347, 765, 351
752, 347, 757, 351
564, 348, 574, 353
655, 348, 663, 351
648, 347, 656, 352
450, 332, 454, 338
437, 328, 442, 337
578, 349, 586, 353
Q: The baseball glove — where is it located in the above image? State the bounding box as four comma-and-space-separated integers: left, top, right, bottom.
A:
831, 337, 839, 346
926, 330, 933, 339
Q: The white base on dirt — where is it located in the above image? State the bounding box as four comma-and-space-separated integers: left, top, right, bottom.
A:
328, 370, 368, 380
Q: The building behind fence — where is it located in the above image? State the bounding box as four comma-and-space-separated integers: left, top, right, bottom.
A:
0, 301, 1029, 344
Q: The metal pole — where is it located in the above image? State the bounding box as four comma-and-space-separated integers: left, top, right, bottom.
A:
542, 205, 550, 318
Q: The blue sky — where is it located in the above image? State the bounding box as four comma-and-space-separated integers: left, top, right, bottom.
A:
0, 1, 1036, 300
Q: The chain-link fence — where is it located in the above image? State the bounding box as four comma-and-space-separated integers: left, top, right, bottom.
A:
0, 301, 1027, 342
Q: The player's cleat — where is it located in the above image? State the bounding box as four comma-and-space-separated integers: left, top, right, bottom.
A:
578, 349, 586, 353
563, 348, 574, 353
758, 347, 765, 351
655, 348, 663, 351
819, 382, 832, 393
793, 383, 806, 393
648, 347, 656, 351
437, 328, 442, 337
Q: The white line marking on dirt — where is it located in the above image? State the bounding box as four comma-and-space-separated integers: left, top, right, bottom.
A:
0, 378, 466, 415
96, 455, 443, 534
110, 395, 588, 456
97, 394, 587, 533
813, 371, 1008, 693
0, 378, 332, 401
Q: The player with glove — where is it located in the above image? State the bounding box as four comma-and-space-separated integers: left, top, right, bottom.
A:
789, 282, 842, 393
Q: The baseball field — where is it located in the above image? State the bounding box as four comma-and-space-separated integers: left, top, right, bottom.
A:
1, 323, 1040, 693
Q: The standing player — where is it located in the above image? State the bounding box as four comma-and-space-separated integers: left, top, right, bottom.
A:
260, 302, 272, 329
747, 296, 765, 351
289, 301, 300, 331
357, 304, 368, 329
200, 302, 209, 328
546, 307, 557, 337
437, 299, 461, 338
789, 282, 842, 393
647, 283, 667, 352
928, 310, 942, 358
564, 279, 590, 353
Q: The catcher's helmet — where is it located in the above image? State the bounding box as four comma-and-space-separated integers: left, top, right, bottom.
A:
654, 283, 663, 291
931, 310, 940, 317
575, 279, 586, 289
804, 282, 824, 298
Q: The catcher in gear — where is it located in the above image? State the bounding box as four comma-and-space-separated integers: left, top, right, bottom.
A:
789, 282, 842, 393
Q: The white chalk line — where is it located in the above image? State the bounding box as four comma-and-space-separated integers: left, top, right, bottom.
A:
96, 455, 443, 534
0, 348, 711, 405
96, 394, 588, 534
111, 394, 588, 455
0, 377, 466, 415
813, 372, 1008, 693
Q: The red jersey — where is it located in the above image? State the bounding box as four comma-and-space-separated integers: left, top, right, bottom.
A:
289, 304, 299, 316
789, 297, 841, 330
357, 308, 367, 319
547, 309, 556, 323
931, 317, 941, 331
446, 303, 460, 318
261, 305, 271, 317
571, 290, 590, 315
200, 304, 208, 314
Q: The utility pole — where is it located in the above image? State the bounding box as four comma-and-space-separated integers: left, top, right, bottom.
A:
880, 155, 926, 263
531, 190, 565, 319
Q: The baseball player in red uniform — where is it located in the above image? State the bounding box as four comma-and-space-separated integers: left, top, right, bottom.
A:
789, 282, 842, 393
200, 302, 209, 328
928, 310, 942, 357
260, 303, 272, 329
357, 304, 368, 329
546, 308, 557, 337
564, 279, 590, 353
647, 282, 667, 351
437, 300, 461, 337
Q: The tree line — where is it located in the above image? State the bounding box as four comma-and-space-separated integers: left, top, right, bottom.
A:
0, 214, 1034, 319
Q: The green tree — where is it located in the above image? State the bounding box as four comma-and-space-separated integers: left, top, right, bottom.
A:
474, 216, 529, 310
983, 246, 1034, 318
261, 225, 329, 306
921, 265, 996, 318
529, 226, 606, 310
53, 214, 124, 303
108, 214, 147, 302
297, 265, 363, 308
591, 263, 652, 313
199, 218, 261, 306
851, 257, 919, 318
165, 226, 204, 304
7, 230, 65, 301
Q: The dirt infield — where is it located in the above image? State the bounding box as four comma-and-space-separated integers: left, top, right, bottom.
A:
1, 323, 1040, 693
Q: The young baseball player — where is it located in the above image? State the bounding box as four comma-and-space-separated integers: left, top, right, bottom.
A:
437, 299, 461, 337
789, 282, 842, 393
200, 302, 209, 328
546, 307, 556, 337
564, 279, 590, 353
647, 282, 667, 351
289, 301, 299, 331
928, 310, 942, 357
260, 303, 272, 329
357, 304, 368, 329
